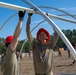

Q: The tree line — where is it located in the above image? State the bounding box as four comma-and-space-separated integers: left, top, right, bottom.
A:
0, 29, 76, 54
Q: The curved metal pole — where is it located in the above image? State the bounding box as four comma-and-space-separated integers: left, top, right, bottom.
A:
38, 6, 76, 24
19, 20, 46, 57
58, 14, 76, 17
20, 12, 74, 63
22, 0, 76, 60
19, 12, 75, 61
0, 12, 17, 32
38, 6, 76, 19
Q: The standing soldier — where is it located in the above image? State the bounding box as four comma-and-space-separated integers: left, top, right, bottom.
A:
26, 13, 59, 75
2, 11, 25, 75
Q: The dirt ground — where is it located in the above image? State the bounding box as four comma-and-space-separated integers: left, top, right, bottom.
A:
0, 50, 76, 75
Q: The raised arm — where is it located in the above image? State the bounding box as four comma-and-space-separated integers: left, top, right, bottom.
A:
26, 13, 34, 45
51, 30, 59, 49
10, 11, 25, 51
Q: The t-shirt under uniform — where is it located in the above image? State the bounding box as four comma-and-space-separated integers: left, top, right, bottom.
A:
32, 40, 53, 74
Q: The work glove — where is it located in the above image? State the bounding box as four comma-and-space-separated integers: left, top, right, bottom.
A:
18, 11, 26, 20
28, 13, 33, 16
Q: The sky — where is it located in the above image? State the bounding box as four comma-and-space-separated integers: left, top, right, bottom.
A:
0, 0, 76, 40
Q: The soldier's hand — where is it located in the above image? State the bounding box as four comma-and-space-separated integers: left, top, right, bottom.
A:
18, 11, 26, 20
28, 13, 33, 16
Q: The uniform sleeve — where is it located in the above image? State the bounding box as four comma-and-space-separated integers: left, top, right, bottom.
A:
6, 46, 16, 58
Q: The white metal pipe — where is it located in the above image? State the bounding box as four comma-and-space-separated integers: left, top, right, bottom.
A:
0, 2, 76, 24
38, 6, 76, 19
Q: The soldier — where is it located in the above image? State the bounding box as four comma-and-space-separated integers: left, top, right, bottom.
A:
2, 11, 25, 75
26, 13, 59, 75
